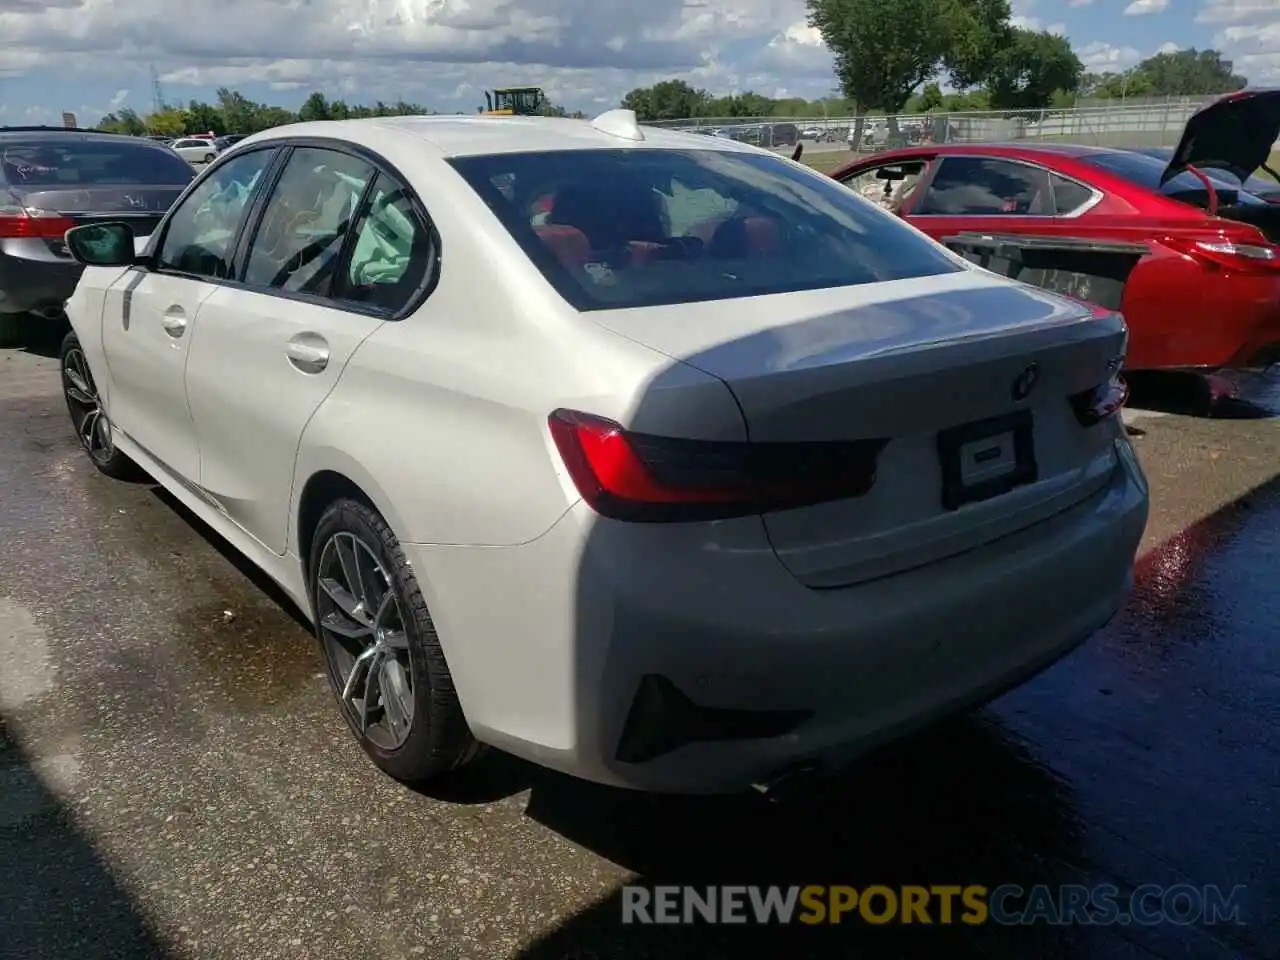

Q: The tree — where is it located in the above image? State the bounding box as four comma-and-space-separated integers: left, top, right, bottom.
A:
621, 80, 711, 121
807, 0, 1010, 144
186, 100, 224, 135
97, 107, 146, 136
985, 29, 1083, 110
1135, 48, 1246, 97
298, 91, 333, 122
144, 107, 189, 137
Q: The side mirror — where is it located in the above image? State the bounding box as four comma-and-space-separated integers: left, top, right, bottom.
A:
64, 222, 138, 267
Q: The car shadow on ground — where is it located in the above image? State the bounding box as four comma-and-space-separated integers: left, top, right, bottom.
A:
7, 315, 69, 359
0, 723, 171, 960
1127, 369, 1279, 419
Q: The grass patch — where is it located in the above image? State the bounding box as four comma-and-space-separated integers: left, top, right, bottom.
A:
801, 151, 852, 174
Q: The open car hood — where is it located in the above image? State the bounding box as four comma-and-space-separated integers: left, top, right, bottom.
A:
1161, 88, 1280, 186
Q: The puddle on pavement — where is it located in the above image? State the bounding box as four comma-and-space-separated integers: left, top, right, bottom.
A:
171, 599, 323, 715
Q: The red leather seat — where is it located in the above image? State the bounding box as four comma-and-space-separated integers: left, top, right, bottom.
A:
535, 224, 590, 269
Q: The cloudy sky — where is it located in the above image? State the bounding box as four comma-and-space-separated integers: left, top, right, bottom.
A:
0, 0, 1272, 126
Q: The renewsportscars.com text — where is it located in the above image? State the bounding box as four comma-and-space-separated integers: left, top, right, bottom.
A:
621, 884, 1247, 926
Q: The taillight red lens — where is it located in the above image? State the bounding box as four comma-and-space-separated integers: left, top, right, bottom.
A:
548, 409, 888, 522
0, 212, 77, 239
1069, 376, 1129, 427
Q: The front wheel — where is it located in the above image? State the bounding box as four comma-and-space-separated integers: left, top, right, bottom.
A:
202, 153, 215, 164
60, 332, 142, 480
310, 498, 481, 783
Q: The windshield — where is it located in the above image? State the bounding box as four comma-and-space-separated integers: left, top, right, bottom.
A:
1082, 151, 1267, 205
0, 138, 195, 187
449, 148, 962, 311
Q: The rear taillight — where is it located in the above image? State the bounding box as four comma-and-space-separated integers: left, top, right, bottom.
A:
1069, 375, 1129, 427
1164, 236, 1280, 273
0, 208, 76, 240
548, 409, 888, 522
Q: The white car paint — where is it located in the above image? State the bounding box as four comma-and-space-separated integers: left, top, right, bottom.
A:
62, 113, 1149, 794
168, 138, 219, 164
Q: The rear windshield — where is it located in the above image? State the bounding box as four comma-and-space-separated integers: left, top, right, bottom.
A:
448, 148, 962, 311
0, 138, 195, 187
1081, 151, 1265, 202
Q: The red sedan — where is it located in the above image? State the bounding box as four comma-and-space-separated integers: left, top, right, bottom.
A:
829, 90, 1280, 372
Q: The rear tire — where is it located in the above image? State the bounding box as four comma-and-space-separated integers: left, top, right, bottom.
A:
309, 498, 481, 783
60, 331, 142, 480
0, 312, 25, 348
203, 153, 214, 164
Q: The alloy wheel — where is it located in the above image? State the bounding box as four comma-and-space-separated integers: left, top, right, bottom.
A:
62, 347, 115, 463
315, 531, 415, 750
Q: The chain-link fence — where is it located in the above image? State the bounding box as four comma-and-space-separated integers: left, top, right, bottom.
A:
645, 97, 1219, 154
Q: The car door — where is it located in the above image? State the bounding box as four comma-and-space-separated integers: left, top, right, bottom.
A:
903, 155, 1069, 242
184, 146, 435, 555
99, 145, 279, 483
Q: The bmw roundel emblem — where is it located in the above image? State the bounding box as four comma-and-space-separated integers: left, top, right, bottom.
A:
1011, 363, 1039, 401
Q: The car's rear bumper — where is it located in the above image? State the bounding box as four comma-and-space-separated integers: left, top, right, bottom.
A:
0, 241, 83, 316
409, 432, 1149, 794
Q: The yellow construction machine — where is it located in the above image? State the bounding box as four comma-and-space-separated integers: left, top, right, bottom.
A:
479, 87, 547, 116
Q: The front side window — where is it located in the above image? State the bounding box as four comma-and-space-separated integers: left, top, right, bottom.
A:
336, 172, 434, 313
241, 147, 374, 296
156, 148, 277, 279
449, 148, 961, 311
0, 137, 195, 187
915, 157, 1053, 216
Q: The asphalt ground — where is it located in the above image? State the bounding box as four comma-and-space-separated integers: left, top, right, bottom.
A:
1, 332, 1277, 960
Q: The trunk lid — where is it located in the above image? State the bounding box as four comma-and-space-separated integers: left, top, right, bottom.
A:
589, 271, 1128, 588
1161, 89, 1280, 187
9, 184, 181, 256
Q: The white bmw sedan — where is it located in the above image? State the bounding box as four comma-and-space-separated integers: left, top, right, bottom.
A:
59, 111, 1149, 795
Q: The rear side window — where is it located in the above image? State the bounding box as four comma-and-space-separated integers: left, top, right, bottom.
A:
449, 148, 961, 311
0, 138, 195, 186
241, 147, 374, 295
916, 157, 1053, 215
1051, 174, 1094, 214
336, 172, 435, 313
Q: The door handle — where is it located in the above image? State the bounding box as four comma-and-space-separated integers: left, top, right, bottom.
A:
161, 306, 187, 338
285, 335, 330, 374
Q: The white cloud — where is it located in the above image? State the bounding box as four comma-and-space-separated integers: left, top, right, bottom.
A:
1124, 0, 1169, 14
1047, 21, 1067, 33
0, 0, 851, 113
1201, 0, 1280, 80
1155, 40, 1181, 53
1196, 0, 1278, 23
1068, 0, 1094, 6
1077, 40, 1143, 69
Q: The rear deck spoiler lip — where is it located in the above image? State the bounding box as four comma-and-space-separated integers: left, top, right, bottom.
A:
942, 232, 1151, 257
